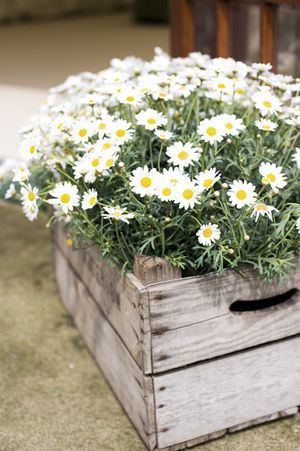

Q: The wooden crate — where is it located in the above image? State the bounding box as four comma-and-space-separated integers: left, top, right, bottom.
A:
52, 224, 300, 450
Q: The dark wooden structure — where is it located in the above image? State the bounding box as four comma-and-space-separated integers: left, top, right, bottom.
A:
170, 0, 300, 72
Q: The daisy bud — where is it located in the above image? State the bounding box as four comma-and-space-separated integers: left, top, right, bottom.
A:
272, 187, 279, 194
209, 201, 214, 207
214, 191, 220, 197
222, 183, 228, 189
256, 134, 262, 139
210, 215, 215, 219
244, 234, 250, 241
165, 217, 172, 223
148, 214, 153, 219
226, 139, 232, 144
118, 161, 125, 168
228, 248, 234, 254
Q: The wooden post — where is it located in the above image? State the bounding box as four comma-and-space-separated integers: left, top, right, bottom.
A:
169, 0, 194, 57
260, 1, 278, 70
216, 0, 231, 57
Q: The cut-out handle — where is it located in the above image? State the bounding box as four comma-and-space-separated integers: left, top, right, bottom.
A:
230, 288, 298, 313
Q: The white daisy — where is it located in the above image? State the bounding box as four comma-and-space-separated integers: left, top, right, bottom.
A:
82, 189, 98, 210
173, 180, 201, 210
71, 119, 96, 144
23, 202, 39, 221
252, 89, 282, 116
95, 115, 114, 138
5, 183, 16, 199
153, 173, 176, 202
251, 203, 278, 222
197, 117, 225, 144
227, 180, 257, 209
154, 129, 173, 141
18, 139, 40, 161
166, 141, 200, 169
116, 86, 143, 107
20, 184, 39, 207
197, 223, 221, 246
218, 114, 245, 136
48, 182, 80, 214
292, 148, 300, 168
12, 163, 30, 183
195, 167, 221, 192
161, 167, 190, 188
136, 108, 167, 131
102, 206, 134, 224
129, 166, 158, 197
107, 119, 133, 145
259, 162, 287, 189
255, 119, 278, 131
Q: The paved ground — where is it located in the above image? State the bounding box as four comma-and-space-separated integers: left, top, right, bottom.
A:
0, 200, 300, 451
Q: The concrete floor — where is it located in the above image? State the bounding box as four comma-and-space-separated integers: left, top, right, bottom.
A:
1, 201, 300, 450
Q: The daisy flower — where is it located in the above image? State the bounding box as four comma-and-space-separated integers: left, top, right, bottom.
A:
292, 148, 300, 168
162, 167, 190, 188
102, 206, 134, 224
18, 139, 40, 161
166, 141, 200, 169
218, 114, 245, 136
12, 163, 30, 183
227, 180, 257, 209
197, 223, 221, 246
296, 218, 300, 233
129, 166, 158, 197
259, 162, 287, 189
5, 183, 16, 199
82, 189, 98, 210
252, 89, 282, 116
20, 184, 39, 207
48, 182, 80, 214
255, 119, 278, 131
208, 76, 234, 95
197, 117, 225, 144
136, 108, 167, 131
71, 119, 96, 144
195, 167, 221, 192
22, 202, 39, 222
173, 180, 201, 210
251, 203, 278, 222
154, 129, 173, 141
153, 173, 176, 202
116, 86, 143, 107
95, 115, 114, 138
107, 119, 133, 145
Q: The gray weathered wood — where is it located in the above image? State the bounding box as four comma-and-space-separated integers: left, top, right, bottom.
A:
134, 255, 182, 285
154, 335, 300, 449
53, 223, 146, 368
53, 244, 157, 450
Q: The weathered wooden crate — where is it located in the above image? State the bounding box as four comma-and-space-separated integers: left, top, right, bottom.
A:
52, 224, 300, 450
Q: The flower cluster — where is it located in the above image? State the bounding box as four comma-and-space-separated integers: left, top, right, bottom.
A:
1, 48, 299, 279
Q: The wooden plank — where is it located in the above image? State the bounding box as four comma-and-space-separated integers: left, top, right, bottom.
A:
228, 406, 298, 432
260, 1, 278, 70
170, 0, 194, 57
134, 255, 182, 285
148, 259, 300, 332
216, 0, 231, 57
151, 289, 300, 372
52, 224, 145, 368
53, 244, 157, 450
154, 335, 300, 449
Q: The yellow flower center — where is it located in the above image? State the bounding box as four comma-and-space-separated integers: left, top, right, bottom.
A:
105, 158, 114, 167
116, 129, 125, 138
217, 83, 226, 89
183, 189, 193, 200
147, 118, 157, 125
89, 196, 96, 206
92, 158, 100, 167
236, 88, 244, 95
28, 191, 35, 201
263, 100, 272, 108
29, 145, 36, 154
170, 178, 178, 186
236, 189, 247, 200
102, 143, 112, 150
140, 176, 152, 188
178, 150, 189, 160
57, 123, 63, 130
66, 238, 73, 247
207, 127, 217, 137
162, 187, 171, 196
79, 128, 87, 137
225, 122, 233, 129
203, 178, 214, 188
255, 203, 268, 211
60, 193, 71, 204
267, 173, 276, 182
126, 96, 134, 102
112, 211, 122, 219
98, 123, 106, 130
203, 227, 213, 238
159, 92, 167, 97
262, 124, 270, 130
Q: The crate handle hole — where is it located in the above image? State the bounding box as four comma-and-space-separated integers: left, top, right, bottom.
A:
230, 288, 298, 312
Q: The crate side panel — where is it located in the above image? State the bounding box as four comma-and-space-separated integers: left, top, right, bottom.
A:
52, 224, 145, 368
154, 335, 300, 449
152, 289, 300, 372
54, 244, 157, 450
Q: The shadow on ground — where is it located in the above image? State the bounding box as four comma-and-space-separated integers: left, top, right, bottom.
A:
0, 201, 299, 451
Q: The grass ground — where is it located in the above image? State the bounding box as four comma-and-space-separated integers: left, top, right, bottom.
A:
0, 200, 299, 450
